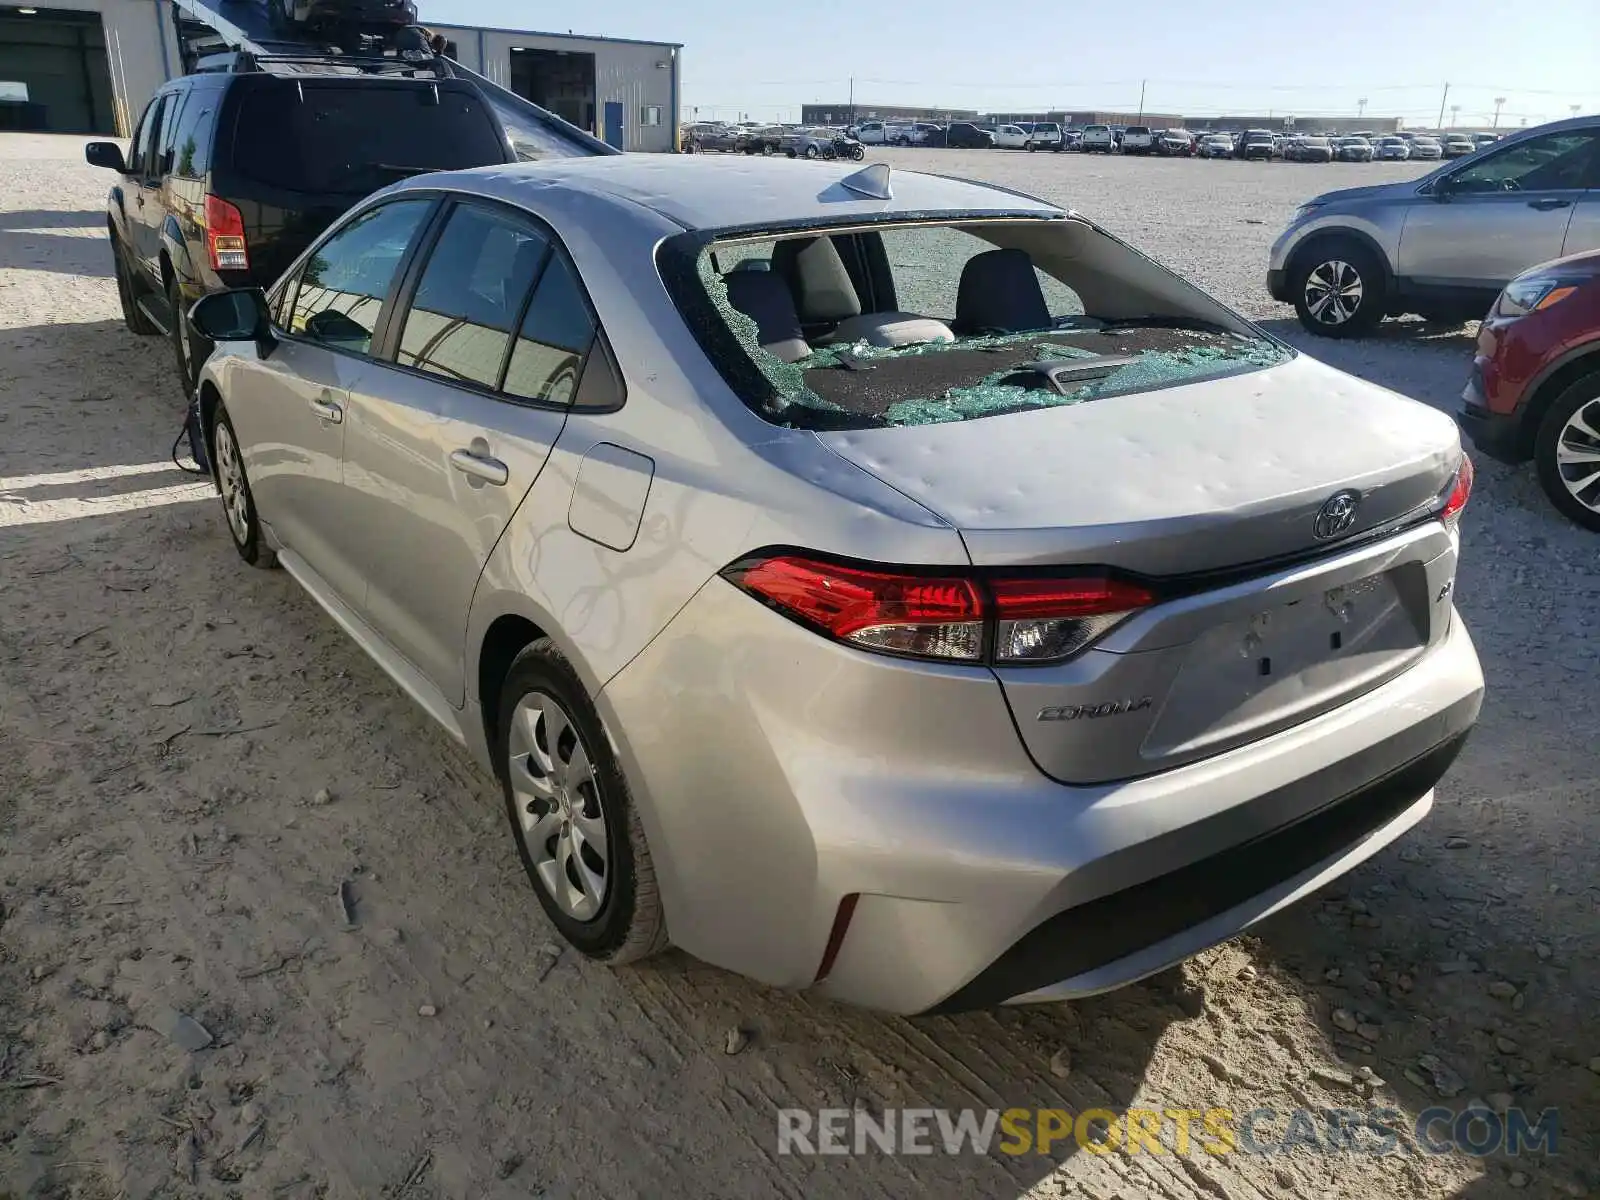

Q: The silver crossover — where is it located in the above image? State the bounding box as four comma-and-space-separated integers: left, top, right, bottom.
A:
189, 157, 1483, 1013
1270, 115, 1600, 337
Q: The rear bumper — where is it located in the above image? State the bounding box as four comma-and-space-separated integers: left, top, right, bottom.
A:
601, 578, 1484, 1014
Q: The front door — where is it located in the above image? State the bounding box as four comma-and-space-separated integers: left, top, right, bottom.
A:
234, 196, 438, 604
341, 200, 597, 701
1396, 128, 1600, 289
603, 101, 625, 150
125, 93, 171, 296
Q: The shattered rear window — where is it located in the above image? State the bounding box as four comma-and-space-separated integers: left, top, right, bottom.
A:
662, 218, 1291, 430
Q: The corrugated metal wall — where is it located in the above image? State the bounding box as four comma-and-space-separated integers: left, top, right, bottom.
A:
432, 25, 679, 153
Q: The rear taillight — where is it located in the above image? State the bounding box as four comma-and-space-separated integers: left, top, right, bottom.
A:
722, 554, 1154, 665
204, 195, 249, 272
990, 576, 1157, 662
724, 555, 984, 661
1439, 454, 1474, 530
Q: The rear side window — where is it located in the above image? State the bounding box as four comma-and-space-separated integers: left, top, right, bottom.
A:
502, 253, 596, 404
230, 81, 507, 194
396, 203, 550, 390
285, 199, 434, 355
169, 88, 218, 178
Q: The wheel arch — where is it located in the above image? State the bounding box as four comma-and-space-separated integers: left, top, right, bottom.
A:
1521, 344, 1600, 458
1285, 226, 1395, 303
197, 379, 223, 482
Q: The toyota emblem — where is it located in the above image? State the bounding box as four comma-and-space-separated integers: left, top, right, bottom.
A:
1313, 489, 1363, 540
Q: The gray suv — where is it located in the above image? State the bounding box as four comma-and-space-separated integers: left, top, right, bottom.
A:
1269, 116, 1600, 336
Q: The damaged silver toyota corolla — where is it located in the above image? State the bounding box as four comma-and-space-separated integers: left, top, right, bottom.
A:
188, 157, 1483, 1013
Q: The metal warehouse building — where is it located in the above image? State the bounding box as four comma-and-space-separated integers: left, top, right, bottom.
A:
0, 0, 681, 151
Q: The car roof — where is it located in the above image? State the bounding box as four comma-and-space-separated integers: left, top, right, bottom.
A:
394, 156, 1064, 232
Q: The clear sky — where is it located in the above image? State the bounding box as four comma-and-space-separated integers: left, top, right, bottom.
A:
424, 0, 1599, 129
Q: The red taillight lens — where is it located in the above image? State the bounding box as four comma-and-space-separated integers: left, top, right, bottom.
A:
725, 555, 984, 661
990, 576, 1156, 662
723, 555, 1156, 665
204, 194, 249, 271
1439, 454, 1474, 529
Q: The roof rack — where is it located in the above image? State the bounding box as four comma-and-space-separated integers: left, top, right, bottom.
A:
168, 0, 615, 158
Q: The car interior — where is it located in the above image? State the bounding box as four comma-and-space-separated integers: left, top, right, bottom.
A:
696, 219, 1284, 428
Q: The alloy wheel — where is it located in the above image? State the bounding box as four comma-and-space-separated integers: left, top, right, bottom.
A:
1554, 398, 1600, 513
214, 421, 250, 545
1303, 259, 1364, 326
507, 691, 610, 922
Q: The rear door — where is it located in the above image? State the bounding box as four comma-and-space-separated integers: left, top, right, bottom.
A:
1560, 140, 1600, 257
215, 77, 513, 288
1397, 128, 1599, 288
228, 196, 439, 606
339, 198, 602, 702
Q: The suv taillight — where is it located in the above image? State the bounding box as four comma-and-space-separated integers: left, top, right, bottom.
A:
721, 554, 1155, 665
204, 195, 249, 272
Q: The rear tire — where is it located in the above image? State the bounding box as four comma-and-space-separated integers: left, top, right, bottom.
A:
168, 276, 204, 401
497, 640, 668, 963
112, 234, 156, 336
1533, 372, 1600, 532
1290, 239, 1386, 338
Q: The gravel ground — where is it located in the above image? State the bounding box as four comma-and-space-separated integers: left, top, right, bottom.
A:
1, 135, 1596, 1200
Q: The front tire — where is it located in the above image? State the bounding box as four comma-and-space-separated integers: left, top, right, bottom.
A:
497, 641, 667, 962
804, 144, 819, 159
112, 234, 156, 335
1290, 239, 1385, 338
212, 406, 276, 568
1533, 372, 1600, 532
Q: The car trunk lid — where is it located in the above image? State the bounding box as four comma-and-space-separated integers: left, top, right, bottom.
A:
816, 354, 1464, 783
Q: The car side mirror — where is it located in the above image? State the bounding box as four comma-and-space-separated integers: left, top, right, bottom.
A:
190, 288, 275, 357
84, 141, 128, 173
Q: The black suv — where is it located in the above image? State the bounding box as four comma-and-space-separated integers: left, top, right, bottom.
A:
944, 121, 995, 149
86, 68, 517, 396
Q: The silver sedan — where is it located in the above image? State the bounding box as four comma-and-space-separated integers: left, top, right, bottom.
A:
188, 157, 1483, 1013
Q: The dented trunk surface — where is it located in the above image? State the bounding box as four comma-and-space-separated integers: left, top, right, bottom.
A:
818, 354, 1465, 784
816, 353, 1462, 577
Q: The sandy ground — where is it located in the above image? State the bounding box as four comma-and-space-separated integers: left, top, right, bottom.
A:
1, 135, 1596, 1200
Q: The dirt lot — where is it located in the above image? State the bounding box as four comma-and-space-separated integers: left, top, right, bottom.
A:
1, 135, 1596, 1200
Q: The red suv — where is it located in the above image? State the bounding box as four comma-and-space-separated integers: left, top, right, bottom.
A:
1460, 248, 1600, 531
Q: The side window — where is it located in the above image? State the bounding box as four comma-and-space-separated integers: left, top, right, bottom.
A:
396, 203, 550, 390
170, 90, 217, 179
1448, 132, 1600, 193
157, 90, 187, 176
502, 251, 597, 404
130, 96, 166, 178
286, 199, 434, 355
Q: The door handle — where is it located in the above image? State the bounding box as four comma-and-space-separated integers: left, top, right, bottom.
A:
450, 448, 508, 486
1528, 197, 1572, 211
308, 393, 343, 424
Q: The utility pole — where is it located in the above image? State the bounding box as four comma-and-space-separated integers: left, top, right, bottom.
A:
1436, 82, 1449, 129
1573, 105, 1583, 118
848, 76, 854, 125
1450, 104, 1460, 128
1493, 97, 1506, 127
1357, 96, 1368, 120
1136, 79, 1146, 124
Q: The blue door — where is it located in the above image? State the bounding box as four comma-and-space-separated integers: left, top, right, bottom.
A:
603, 101, 625, 150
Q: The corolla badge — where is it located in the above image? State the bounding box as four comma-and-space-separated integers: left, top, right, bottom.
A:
1038, 697, 1153, 722
1312, 489, 1363, 540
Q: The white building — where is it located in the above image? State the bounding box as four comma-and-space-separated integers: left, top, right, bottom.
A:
0, 1, 681, 152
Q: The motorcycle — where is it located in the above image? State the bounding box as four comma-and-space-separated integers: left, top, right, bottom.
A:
826, 135, 866, 161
